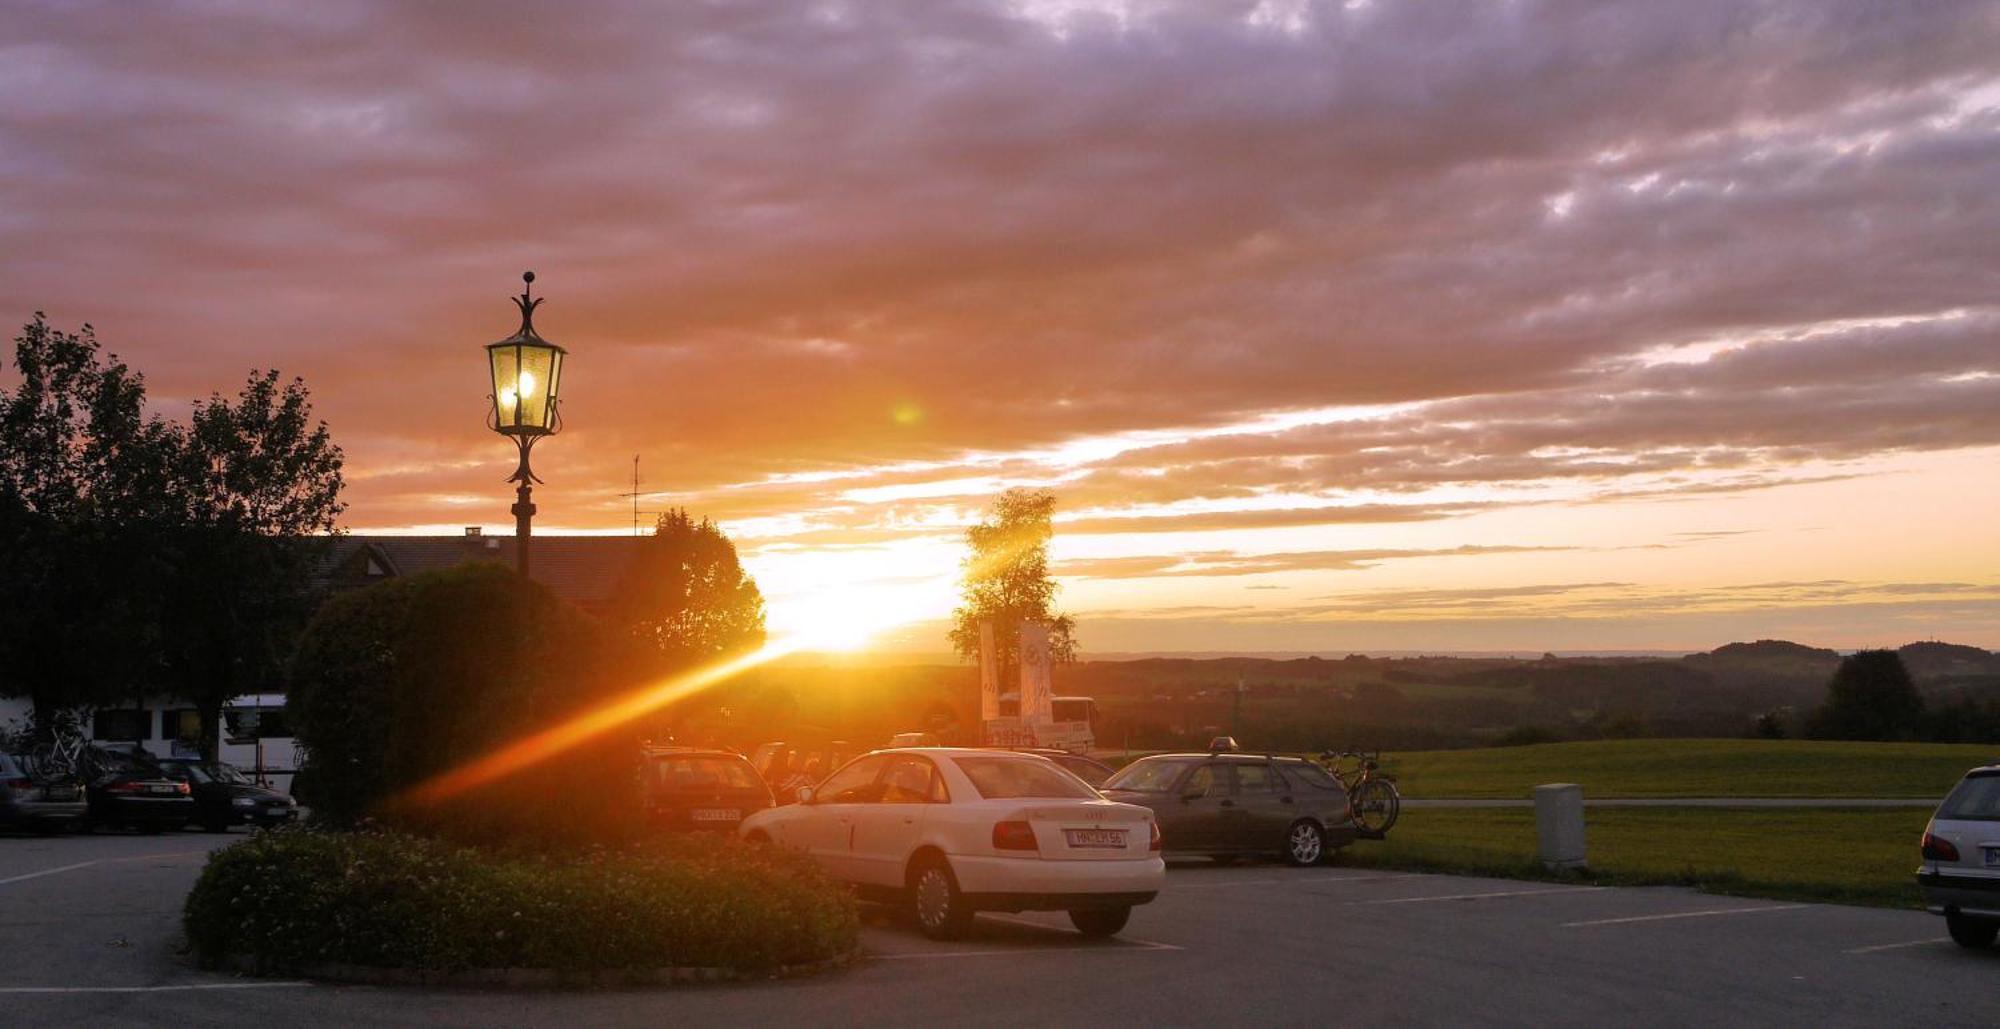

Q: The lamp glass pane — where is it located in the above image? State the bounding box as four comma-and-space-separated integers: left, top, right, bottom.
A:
517, 344, 557, 430
489, 344, 522, 428
543, 349, 564, 427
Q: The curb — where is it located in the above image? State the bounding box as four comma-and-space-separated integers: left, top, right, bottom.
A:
221, 947, 860, 989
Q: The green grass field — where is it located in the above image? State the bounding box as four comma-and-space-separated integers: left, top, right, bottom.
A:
1379, 738, 1993, 799
1337, 806, 1931, 908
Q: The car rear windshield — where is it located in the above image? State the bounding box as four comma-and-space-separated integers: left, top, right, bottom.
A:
954, 756, 1097, 800
1938, 774, 2000, 821
1102, 757, 1199, 793
651, 756, 761, 791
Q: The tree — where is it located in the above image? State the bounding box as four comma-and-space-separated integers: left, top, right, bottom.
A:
947, 488, 1077, 687
157, 370, 345, 759
603, 509, 765, 673
0, 315, 180, 727
1809, 650, 1924, 741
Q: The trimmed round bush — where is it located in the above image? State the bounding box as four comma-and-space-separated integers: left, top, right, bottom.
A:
288, 562, 650, 846
184, 828, 857, 975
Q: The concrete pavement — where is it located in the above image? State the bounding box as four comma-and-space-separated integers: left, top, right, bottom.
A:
3, 831, 1996, 1026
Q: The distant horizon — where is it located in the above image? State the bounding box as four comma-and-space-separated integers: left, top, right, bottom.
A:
772, 639, 1995, 667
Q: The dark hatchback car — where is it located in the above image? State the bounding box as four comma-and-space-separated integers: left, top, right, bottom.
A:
158, 758, 298, 832
643, 748, 775, 833
85, 749, 196, 833
1101, 753, 1357, 866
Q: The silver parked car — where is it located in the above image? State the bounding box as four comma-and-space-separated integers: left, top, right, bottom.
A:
0, 752, 88, 832
1917, 764, 2000, 949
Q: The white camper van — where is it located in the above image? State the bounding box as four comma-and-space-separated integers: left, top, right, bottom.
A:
0, 694, 299, 794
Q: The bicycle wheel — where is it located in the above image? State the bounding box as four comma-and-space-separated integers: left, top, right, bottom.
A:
1349, 779, 1400, 835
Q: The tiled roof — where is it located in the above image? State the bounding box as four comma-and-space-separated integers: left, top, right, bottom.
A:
322, 535, 645, 611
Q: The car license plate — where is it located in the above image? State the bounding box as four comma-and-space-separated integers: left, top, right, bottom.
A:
692, 808, 740, 822
149, 785, 179, 795
1065, 828, 1126, 849
43, 785, 78, 801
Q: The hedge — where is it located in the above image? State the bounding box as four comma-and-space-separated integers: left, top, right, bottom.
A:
287, 563, 651, 846
184, 829, 858, 975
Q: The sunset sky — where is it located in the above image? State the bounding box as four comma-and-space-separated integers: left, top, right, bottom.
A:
4, 1, 1997, 654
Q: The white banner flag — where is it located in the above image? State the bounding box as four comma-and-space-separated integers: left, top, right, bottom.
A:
1018, 620, 1053, 724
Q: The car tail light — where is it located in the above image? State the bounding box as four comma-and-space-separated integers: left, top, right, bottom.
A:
1149, 820, 1161, 852
992, 820, 1039, 851
107, 781, 143, 794
1923, 832, 1960, 862
175, 781, 192, 794
3, 777, 31, 790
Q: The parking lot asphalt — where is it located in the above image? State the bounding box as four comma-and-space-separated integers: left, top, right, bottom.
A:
4, 831, 1997, 1027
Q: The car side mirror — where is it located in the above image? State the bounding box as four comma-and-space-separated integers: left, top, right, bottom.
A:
796, 786, 815, 805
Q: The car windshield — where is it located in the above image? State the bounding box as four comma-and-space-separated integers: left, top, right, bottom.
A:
1102, 757, 1199, 793
953, 756, 1097, 800
1938, 774, 2000, 821
652, 756, 761, 790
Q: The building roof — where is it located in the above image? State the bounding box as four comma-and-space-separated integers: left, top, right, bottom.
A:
322, 535, 645, 612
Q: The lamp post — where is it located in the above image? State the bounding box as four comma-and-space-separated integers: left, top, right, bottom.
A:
485, 271, 567, 579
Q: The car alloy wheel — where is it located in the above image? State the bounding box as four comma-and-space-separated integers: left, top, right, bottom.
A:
1286, 820, 1324, 866
912, 862, 970, 940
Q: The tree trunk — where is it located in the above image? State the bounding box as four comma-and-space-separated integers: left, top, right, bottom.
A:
199, 695, 223, 763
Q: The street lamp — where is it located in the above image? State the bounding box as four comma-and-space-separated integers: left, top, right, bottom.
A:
485, 270, 566, 579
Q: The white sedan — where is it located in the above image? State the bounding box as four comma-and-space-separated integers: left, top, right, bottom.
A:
740, 748, 1164, 939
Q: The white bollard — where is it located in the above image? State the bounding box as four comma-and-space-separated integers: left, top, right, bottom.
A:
1534, 783, 1587, 871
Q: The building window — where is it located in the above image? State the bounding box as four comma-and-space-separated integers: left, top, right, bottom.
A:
225, 707, 291, 741
93, 708, 151, 741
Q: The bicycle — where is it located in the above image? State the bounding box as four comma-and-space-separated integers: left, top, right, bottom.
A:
1318, 749, 1401, 837
26, 727, 91, 782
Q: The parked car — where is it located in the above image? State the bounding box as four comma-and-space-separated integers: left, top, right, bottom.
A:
741, 748, 1162, 939
84, 748, 195, 833
1100, 751, 1358, 866
156, 758, 298, 833
0, 752, 87, 832
1006, 748, 1116, 788
750, 740, 859, 797
643, 747, 775, 833
1918, 763, 2000, 949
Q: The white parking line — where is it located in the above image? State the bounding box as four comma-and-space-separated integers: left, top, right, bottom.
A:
0, 861, 99, 886
0, 982, 312, 994
1562, 905, 1804, 928
0, 851, 211, 888
976, 913, 1184, 950
1174, 873, 1430, 889
1351, 886, 1604, 906
872, 944, 1176, 961
1844, 937, 1951, 955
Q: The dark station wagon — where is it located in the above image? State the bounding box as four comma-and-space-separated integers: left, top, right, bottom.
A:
1101, 752, 1358, 866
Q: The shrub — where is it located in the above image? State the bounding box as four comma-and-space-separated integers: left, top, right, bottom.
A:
184, 828, 858, 974
287, 563, 649, 846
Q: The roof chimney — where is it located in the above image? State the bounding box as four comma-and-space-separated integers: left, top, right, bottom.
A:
465, 526, 482, 537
